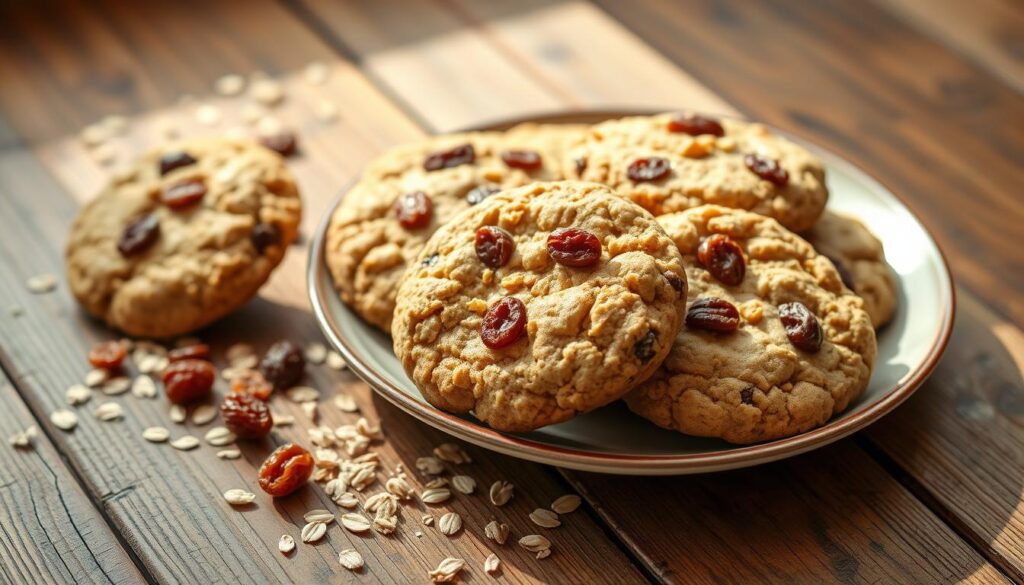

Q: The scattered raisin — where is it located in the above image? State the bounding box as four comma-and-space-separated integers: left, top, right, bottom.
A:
259, 340, 305, 391
159, 151, 197, 175
475, 226, 515, 268
686, 297, 741, 333
231, 369, 273, 401
697, 234, 746, 286
740, 386, 755, 404
778, 301, 823, 352
162, 359, 216, 404
421, 253, 440, 267
393, 191, 433, 229
664, 272, 686, 297
259, 131, 298, 157
574, 157, 587, 175
627, 157, 671, 183
168, 343, 210, 363
160, 178, 207, 209
117, 214, 160, 257
667, 113, 725, 137
633, 331, 658, 362
466, 185, 500, 206
88, 341, 126, 370
500, 149, 542, 170
424, 143, 475, 171
251, 223, 281, 253
480, 297, 527, 349
221, 392, 273, 439
258, 443, 314, 497
547, 227, 602, 268
744, 154, 789, 186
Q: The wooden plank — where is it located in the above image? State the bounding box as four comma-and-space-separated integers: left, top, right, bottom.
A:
0, 0, 647, 583
877, 0, 1024, 94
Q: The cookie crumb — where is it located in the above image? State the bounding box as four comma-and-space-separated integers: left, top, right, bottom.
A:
26, 273, 57, 294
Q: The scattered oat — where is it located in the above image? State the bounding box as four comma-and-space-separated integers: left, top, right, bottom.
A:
304, 61, 330, 85
438, 512, 462, 536
224, 489, 256, 505
256, 115, 283, 138
195, 104, 222, 126
101, 377, 131, 396
364, 492, 394, 513
26, 273, 57, 294
131, 376, 157, 399
415, 530, 424, 538
169, 404, 187, 424
519, 534, 552, 557
137, 354, 169, 375
424, 478, 449, 489
429, 557, 465, 583
332, 393, 359, 413
485, 520, 509, 545
301, 521, 328, 543
326, 351, 347, 370
356, 417, 382, 440
240, 103, 265, 125
489, 481, 514, 506
189, 404, 217, 425
84, 368, 109, 387
416, 456, 445, 476
301, 401, 318, 422
421, 487, 452, 505
214, 73, 246, 96
250, 78, 284, 106
286, 386, 319, 403
66, 384, 92, 406
94, 402, 123, 421
338, 549, 364, 571
304, 509, 335, 524
217, 448, 241, 460
170, 435, 200, 451
385, 477, 414, 500
551, 494, 581, 514
315, 99, 339, 122
434, 443, 471, 465
279, 534, 295, 554
422, 514, 434, 526
336, 492, 359, 509
226, 343, 255, 363
142, 426, 170, 443
451, 475, 476, 495
536, 548, 552, 559
484, 553, 500, 574
272, 412, 295, 427
204, 426, 236, 446
373, 511, 398, 535
341, 513, 371, 533
304, 342, 327, 364
9, 426, 37, 448
530, 508, 561, 528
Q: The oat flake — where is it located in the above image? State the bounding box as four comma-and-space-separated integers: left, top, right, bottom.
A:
191, 404, 217, 425
170, 435, 200, 450
142, 426, 170, 443
551, 494, 582, 514
338, 549, 364, 571
66, 384, 92, 406
341, 513, 371, 533
278, 534, 295, 554
484, 553, 500, 574
224, 489, 255, 505
429, 557, 465, 583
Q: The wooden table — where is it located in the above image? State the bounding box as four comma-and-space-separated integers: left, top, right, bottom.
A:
1, 1, 1021, 583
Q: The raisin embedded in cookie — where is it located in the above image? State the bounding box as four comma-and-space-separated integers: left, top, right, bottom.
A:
65, 137, 301, 338
391, 181, 688, 432
625, 205, 876, 445
804, 211, 897, 328
565, 113, 828, 231
325, 127, 584, 332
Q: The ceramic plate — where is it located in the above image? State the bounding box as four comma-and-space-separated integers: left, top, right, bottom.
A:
308, 110, 954, 475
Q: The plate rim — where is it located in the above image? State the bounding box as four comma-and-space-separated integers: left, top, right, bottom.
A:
307, 108, 956, 475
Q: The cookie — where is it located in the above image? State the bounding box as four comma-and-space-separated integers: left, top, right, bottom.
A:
66, 137, 301, 338
804, 211, 897, 328
565, 113, 828, 231
625, 205, 875, 444
326, 127, 581, 331
391, 181, 688, 432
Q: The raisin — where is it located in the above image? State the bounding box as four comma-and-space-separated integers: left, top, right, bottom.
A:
168, 343, 210, 363
824, 254, 855, 290
160, 178, 207, 209
162, 359, 216, 404
500, 149, 542, 170
667, 113, 725, 137
547, 227, 602, 268
633, 331, 658, 362
744, 154, 789, 187
424, 143, 475, 171
475, 226, 515, 268
88, 340, 126, 370
574, 157, 587, 175
159, 151, 197, 175
480, 297, 527, 349
665, 272, 686, 297
259, 131, 298, 157
258, 443, 314, 497
393, 191, 433, 229
421, 253, 440, 267
466, 185, 500, 206
697, 234, 746, 286
259, 340, 305, 391
117, 214, 160, 257
740, 386, 755, 404
778, 301, 823, 352
221, 392, 273, 439
686, 297, 741, 333
627, 157, 671, 183
231, 369, 274, 401
251, 223, 281, 253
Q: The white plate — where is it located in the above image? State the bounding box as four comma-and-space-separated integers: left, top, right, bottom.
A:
308, 111, 954, 475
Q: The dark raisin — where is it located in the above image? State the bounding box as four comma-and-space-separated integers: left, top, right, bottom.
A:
168, 343, 210, 363
627, 157, 671, 182
231, 369, 273, 401
824, 254, 855, 290
665, 272, 686, 297
421, 253, 440, 267
117, 214, 160, 257
259, 131, 298, 157
740, 386, 755, 404
547, 227, 602, 268
162, 359, 215, 404
744, 154, 789, 187
574, 156, 587, 175
686, 297, 741, 333
480, 297, 527, 349
251, 223, 281, 253
667, 113, 725, 137
475, 226, 515, 268
221, 392, 273, 439
393, 191, 433, 229
160, 178, 207, 209
501, 149, 542, 170
259, 340, 305, 390
633, 331, 658, 362
88, 341, 126, 370
159, 151, 197, 175
697, 234, 746, 286
778, 301, 823, 352
258, 443, 314, 497
424, 143, 475, 171
467, 185, 500, 206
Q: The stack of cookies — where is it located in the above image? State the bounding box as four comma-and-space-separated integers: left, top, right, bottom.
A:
325, 113, 896, 445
